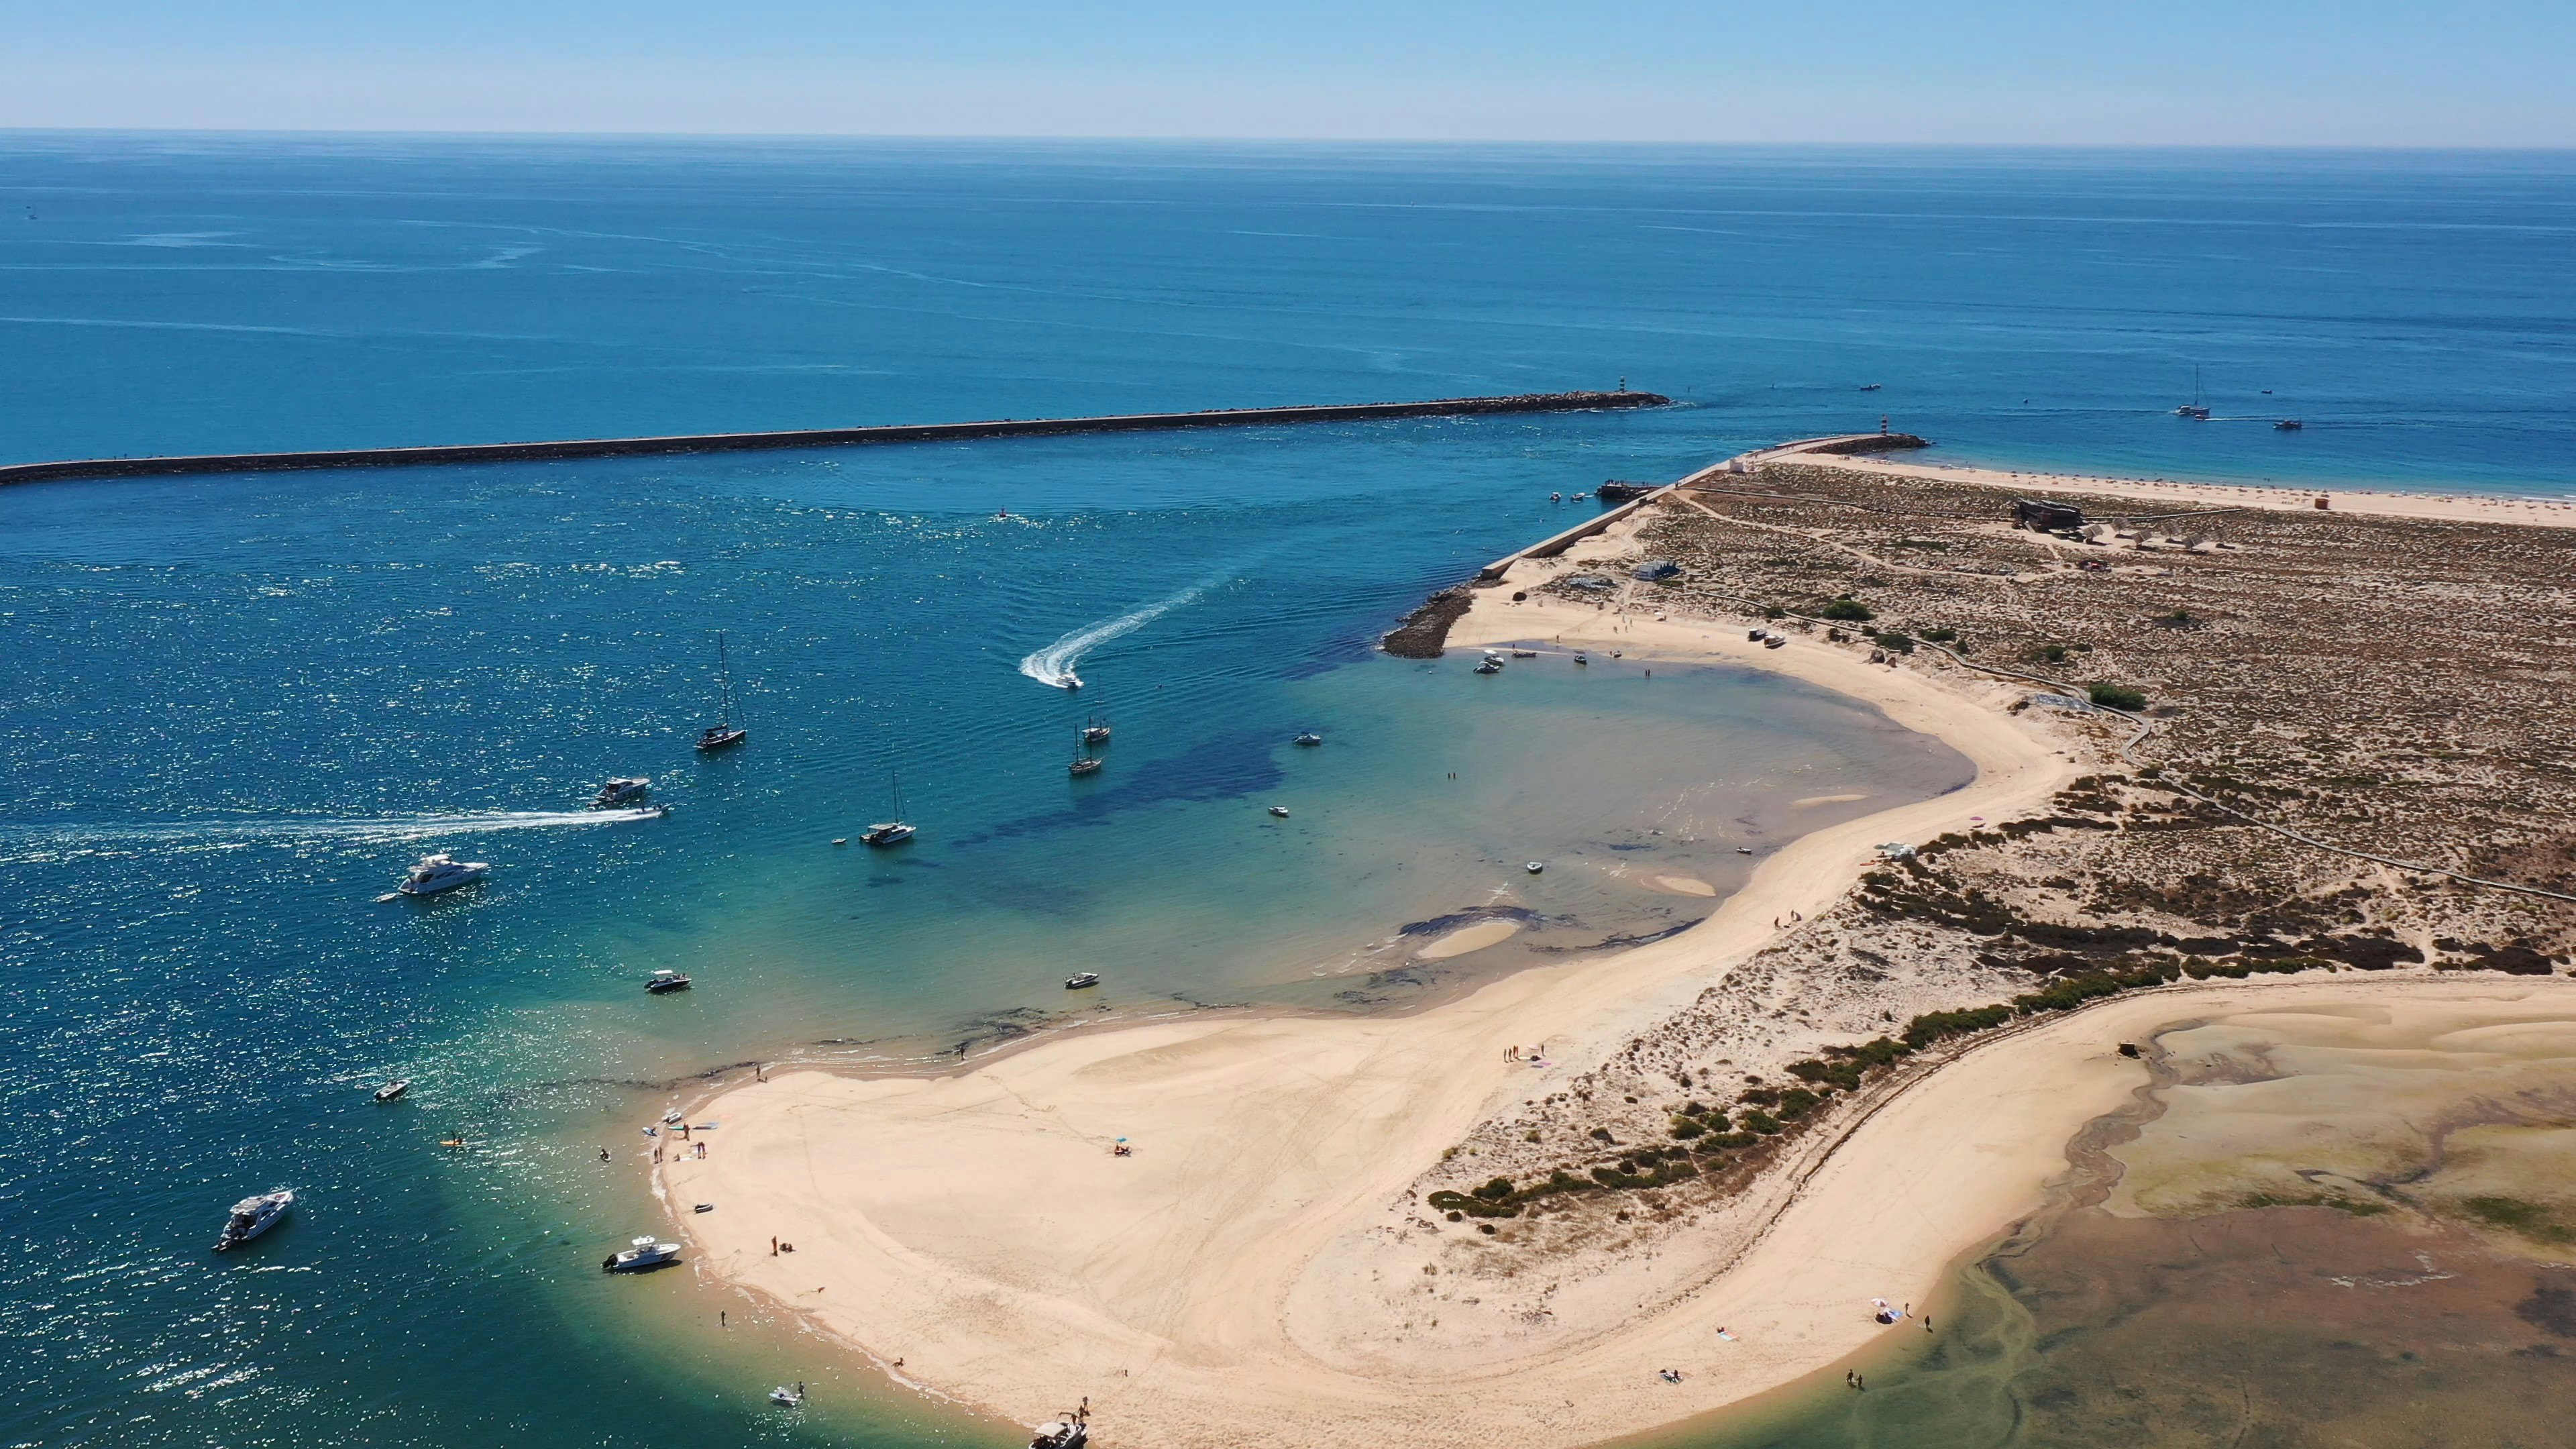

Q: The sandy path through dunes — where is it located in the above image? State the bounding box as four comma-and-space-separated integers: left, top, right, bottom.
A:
1787, 451, 2576, 528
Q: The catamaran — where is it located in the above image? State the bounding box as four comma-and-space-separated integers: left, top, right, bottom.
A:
696, 632, 748, 751
863, 769, 916, 846
2175, 365, 2211, 420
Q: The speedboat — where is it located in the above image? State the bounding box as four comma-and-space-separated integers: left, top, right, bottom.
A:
1268, 806, 1290, 818
1293, 731, 1323, 747
1573, 652, 1589, 666
769, 1383, 806, 1407
1029, 1407, 1089, 1449
1474, 658, 1502, 675
215, 1189, 294, 1251
602, 1236, 682, 1273
1065, 971, 1101, 989
592, 777, 651, 808
1061, 672, 1083, 692
372, 1079, 410, 1104
1525, 861, 1546, 873
645, 970, 692, 994
2275, 418, 2304, 431
397, 854, 489, 896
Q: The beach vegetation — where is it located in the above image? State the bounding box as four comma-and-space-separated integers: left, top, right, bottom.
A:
1703, 1131, 1760, 1149
2088, 682, 2149, 710
1775, 1087, 1825, 1120
1472, 1177, 1515, 1201
2460, 1195, 2573, 1242
2036, 644, 2069, 663
1737, 1085, 1778, 1106
1669, 1117, 1705, 1140
1818, 597, 1876, 622
1872, 631, 1916, 653
1902, 1005, 2012, 1049
1739, 1110, 1784, 1135
1921, 627, 1959, 643
1762, 606, 1786, 620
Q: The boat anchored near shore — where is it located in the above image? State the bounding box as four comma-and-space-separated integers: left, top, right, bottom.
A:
602, 1236, 682, 1273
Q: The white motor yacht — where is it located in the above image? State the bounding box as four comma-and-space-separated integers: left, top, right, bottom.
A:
602, 1236, 682, 1273
592, 777, 651, 808
1029, 1407, 1090, 1449
215, 1189, 294, 1252
397, 854, 490, 896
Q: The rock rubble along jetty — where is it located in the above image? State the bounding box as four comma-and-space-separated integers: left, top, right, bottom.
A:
0, 390, 1671, 488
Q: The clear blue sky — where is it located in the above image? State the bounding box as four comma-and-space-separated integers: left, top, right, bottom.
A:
5, 1, 2571, 144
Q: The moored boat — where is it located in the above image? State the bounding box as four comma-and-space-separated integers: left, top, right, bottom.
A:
1028, 1407, 1089, 1449
1293, 731, 1323, 747
696, 631, 748, 751
1069, 732, 1103, 777
1065, 971, 1100, 989
215, 1189, 294, 1251
863, 768, 916, 846
769, 1383, 806, 1407
645, 970, 692, 994
1081, 714, 1111, 746
396, 853, 489, 896
602, 1235, 682, 1273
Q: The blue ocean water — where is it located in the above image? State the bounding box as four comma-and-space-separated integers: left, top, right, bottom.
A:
3, 138, 2571, 1449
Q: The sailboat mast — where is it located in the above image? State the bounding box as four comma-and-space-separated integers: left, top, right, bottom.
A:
716, 631, 735, 727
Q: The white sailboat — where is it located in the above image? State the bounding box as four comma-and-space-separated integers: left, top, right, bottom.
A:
863, 769, 916, 847
696, 632, 748, 751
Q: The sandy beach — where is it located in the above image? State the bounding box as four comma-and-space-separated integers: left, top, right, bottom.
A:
1788, 447, 2576, 529
652, 540, 2107, 1445
658, 453, 2576, 1448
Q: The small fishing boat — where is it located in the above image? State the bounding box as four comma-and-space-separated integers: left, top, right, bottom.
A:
769, 1383, 806, 1408
1268, 806, 1289, 818
1861, 382, 1882, 392
1069, 732, 1104, 777
863, 768, 916, 847
2274, 418, 2304, 431
1028, 1407, 1089, 1449
602, 1236, 682, 1273
1293, 731, 1323, 747
696, 631, 748, 751
1525, 861, 1546, 874
1474, 658, 1503, 675
215, 1189, 294, 1252
373, 1079, 411, 1104
591, 777, 651, 808
396, 853, 489, 896
1572, 653, 1589, 666
645, 969, 692, 994
1081, 714, 1112, 746
1065, 971, 1101, 989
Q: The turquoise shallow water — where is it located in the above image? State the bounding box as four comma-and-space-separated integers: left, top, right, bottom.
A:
4, 138, 2571, 1448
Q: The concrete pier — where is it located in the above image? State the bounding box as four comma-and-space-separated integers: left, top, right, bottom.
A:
0, 390, 1669, 490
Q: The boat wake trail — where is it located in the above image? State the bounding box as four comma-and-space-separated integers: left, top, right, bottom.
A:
0, 808, 663, 861
1018, 581, 1211, 690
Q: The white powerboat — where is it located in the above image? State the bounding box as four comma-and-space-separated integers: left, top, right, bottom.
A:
1029, 1407, 1089, 1448
1065, 971, 1101, 989
373, 1079, 410, 1104
1268, 805, 1289, 818
602, 1236, 682, 1273
592, 777, 651, 808
769, 1383, 806, 1407
1293, 731, 1323, 747
397, 854, 489, 896
215, 1189, 294, 1251
645, 970, 692, 994
1474, 658, 1503, 675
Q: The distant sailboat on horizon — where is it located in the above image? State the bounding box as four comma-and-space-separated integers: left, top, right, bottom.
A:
696, 631, 748, 751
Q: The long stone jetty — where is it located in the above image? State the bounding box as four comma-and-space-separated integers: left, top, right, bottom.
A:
0, 390, 1670, 489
